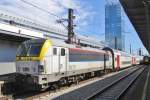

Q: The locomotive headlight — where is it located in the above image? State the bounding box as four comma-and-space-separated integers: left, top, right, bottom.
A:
38, 65, 44, 72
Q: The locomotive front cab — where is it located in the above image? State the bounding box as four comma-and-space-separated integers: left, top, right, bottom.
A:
16, 39, 51, 75
15, 39, 53, 89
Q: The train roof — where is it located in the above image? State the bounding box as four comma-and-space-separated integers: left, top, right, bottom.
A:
104, 47, 135, 57
51, 38, 107, 53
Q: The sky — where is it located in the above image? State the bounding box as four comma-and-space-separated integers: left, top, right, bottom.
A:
0, 0, 148, 54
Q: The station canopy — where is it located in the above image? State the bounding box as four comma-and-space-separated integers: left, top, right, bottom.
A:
120, 0, 150, 53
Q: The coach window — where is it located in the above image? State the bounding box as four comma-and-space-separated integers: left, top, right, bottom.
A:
53, 48, 57, 55
61, 48, 65, 56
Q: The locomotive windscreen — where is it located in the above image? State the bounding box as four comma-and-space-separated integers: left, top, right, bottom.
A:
16, 39, 45, 57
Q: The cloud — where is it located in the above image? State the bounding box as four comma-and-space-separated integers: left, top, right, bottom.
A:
0, 0, 95, 34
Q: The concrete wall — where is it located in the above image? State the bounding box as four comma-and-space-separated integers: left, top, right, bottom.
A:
0, 40, 20, 75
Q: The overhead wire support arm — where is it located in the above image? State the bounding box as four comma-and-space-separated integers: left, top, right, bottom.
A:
56, 9, 76, 44
56, 19, 68, 23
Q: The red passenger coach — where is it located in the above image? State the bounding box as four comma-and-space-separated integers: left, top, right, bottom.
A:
116, 55, 120, 70
132, 57, 136, 65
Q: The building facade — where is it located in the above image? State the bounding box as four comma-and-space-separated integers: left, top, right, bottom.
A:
105, 2, 124, 50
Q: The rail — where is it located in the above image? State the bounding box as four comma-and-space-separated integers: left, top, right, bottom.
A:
86, 65, 145, 100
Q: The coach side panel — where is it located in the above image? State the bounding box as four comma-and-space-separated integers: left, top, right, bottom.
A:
68, 48, 105, 74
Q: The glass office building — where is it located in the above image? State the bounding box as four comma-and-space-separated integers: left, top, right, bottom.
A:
105, 2, 124, 50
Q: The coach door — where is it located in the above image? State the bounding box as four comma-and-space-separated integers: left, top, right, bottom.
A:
59, 48, 67, 73
52, 47, 59, 73
116, 55, 120, 70
104, 54, 106, 71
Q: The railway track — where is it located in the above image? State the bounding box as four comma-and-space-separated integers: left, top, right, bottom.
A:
13, 73, 104, 100
86, 65, 146, 100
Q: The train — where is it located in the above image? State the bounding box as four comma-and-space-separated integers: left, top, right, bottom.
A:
15, 38, 143, 89
142, 56, 150, 65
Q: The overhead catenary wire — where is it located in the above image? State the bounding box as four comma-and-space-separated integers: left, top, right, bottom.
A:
19, 0, 71, 31
19, 0, 104, 34
19, 0, 64, 19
